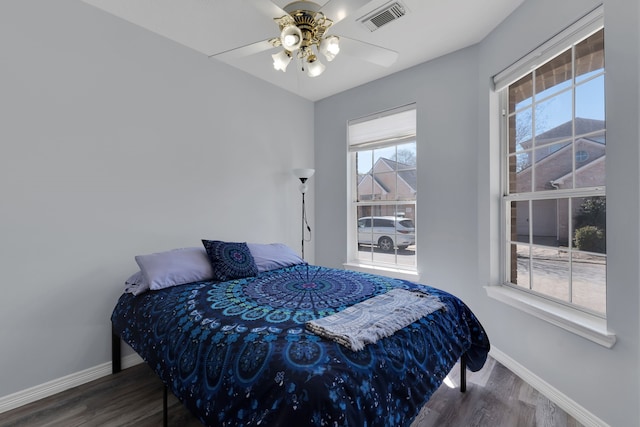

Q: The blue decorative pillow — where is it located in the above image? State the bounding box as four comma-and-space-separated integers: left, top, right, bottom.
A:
202, 240, 258, 282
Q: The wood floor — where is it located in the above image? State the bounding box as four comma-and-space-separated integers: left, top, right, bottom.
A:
0, 357, 584, 427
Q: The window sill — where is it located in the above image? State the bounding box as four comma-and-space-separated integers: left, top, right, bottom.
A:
485, 285, 616, 348
343, 262, 420, 282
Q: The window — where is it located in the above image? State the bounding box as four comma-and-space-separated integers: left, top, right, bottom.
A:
575, 150, 589, 162
347, 105, 417, 270
496, 11, 605, 315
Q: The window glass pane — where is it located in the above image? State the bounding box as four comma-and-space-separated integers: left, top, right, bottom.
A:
531, 246, 570, 301
533, 141, 572, 191
395, 142, 417, 170
530, 198, 570, 246
575, 28, 604, 82
556, 198, 570, 246
395, 142, 417, 200
356, 151, 373, 201
397, 173, 417, 201
509, 74, 533, 114
572, 252, 606, 313
371, 171, 395, 200
510, 200, 529, 243
535, 90, 572, 140
510, 243, 530, 288
531, 199, 555, 246
373, 146, 396, 167
575, 132, 605, 189
572, 196, 606, 254
357, 204, 416, 267
535, 49, 573, 100
511, 108, 533, 151
515, 152, 532, 174
509, 153, 532, 194
575, 75, 605, 125
357, 150, 373, 173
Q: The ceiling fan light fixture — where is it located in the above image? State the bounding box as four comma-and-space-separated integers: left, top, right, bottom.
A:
272, 50, 292, 71
280, 25, 303, 51
319, 35, 340, 61
306, 54, 325, 77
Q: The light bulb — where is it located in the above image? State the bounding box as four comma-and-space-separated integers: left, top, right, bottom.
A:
283, 34, 299, 48
279, 25, 302, 52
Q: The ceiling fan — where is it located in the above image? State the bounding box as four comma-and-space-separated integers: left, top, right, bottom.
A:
211, 0, 400, 77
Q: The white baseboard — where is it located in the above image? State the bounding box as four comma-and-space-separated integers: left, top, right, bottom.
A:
0, 353, 143, 415
489, 347, 609, 427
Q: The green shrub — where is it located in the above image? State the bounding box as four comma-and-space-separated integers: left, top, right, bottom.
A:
574, 225, 606, 253
574, 197, 606, 230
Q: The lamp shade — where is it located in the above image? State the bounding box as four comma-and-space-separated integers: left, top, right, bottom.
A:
293, 168, 315, 180
320, 35, 340, 61
272, 50, 292, 72
280, 25, 302, 52
306, 56, 325, 77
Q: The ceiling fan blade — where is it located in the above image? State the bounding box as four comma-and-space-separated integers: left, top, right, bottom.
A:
246, 0, 287, 19
339, 37, 398, 67
210, 39, 274, 60
319, 0, 374, 24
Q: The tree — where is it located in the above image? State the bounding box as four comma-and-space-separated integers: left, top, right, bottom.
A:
392, 149, 416, 166
573, 196, 606, 253
574, 196, 606, 229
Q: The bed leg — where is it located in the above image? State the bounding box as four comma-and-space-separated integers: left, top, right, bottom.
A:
459, 357, 467, 393
163, 385, 169, 427
111, 326, 122, 374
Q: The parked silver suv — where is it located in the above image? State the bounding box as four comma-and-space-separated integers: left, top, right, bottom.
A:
357, 216, 415, 252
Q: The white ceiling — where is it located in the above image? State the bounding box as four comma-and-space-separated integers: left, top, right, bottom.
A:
82, 0, 524, 101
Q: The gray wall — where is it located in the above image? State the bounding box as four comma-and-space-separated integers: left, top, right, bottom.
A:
315, 0, 639, 425
0, 0, 314, 397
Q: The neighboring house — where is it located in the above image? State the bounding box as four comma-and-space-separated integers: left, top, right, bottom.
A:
514, 118, 605, 243
357, 158, 417, 220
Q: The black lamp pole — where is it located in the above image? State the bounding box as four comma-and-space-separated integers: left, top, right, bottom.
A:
299, 177, 308, 259
293, 168, 314, 260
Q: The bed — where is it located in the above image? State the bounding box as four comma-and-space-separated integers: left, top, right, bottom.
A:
111, 242, 489, 427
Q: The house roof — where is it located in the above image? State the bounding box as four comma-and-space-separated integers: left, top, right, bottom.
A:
378, 158, 417, 191
520, 117, 605, 149
358, 158, 417, 193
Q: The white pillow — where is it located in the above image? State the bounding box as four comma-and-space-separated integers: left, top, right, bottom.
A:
247, 243, 306, 272
135, 247, 214, 291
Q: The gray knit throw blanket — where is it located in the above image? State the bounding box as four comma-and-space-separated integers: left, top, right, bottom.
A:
306, 289, 445, 351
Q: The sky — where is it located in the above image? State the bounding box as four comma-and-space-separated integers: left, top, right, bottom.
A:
518, 72, 605, 135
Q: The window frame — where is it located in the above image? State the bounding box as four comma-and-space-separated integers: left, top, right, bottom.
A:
344, 104, 418, 278
500, 64, 607, 314
488, 5, 615, 347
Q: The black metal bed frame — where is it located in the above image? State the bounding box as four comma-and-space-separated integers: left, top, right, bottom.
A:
112, 327, 467, 427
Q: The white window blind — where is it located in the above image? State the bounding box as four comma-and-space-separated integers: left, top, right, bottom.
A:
493, 4, 603, 92
348, 105, 416, 151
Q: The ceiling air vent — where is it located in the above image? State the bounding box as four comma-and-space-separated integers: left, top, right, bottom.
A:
359, 1, 407, 32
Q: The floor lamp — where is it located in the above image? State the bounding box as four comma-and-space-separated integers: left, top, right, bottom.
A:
292, 168, 315, 259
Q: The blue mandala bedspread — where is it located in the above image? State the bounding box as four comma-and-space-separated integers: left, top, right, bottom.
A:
111, 264, 489, 427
